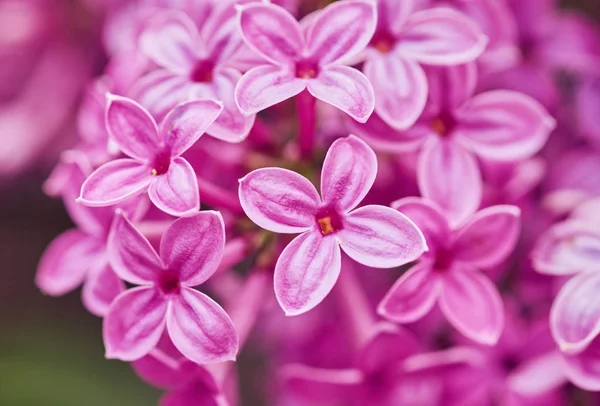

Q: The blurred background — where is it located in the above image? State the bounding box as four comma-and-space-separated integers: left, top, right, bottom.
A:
0, 0, 599, 405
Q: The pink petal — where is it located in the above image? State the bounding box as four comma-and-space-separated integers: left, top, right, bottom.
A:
167, 287, 238, 364
454, 90, 555, 160
235, 65, 305, 115
358, 322, 420, 374
105, 94, 161, 160
438, 265, 504, 345
364, 56, 428, 130
130, 70, 194, 121
161, 382, 221, 406
103, 286, 168, 361
237, 3, 303, 65
377, 260, 440, 323
82, 264, 126, 317
79, 159, 152, 207
35, 230, 103, 296
139, 12, 197, 75
564, 337, 600, 391
508, 352, 567, 397
238, 167, 320, 233
160, 211, 225, 287
160, 99, 224, 156
376, 0, 415, 35
148, 158, 200, 217
391, 197, 451, 250
453, 205, 521, 269
550, 271, 600, 354
282, 365, 362, 403
426, 62, 478, 112
307, 66, 374, 123
274, 231, 341, 316
338, 205, 427, 268
397, 8, 487, 65
108, 211, 163, 285
417, 138, 482, 228
306, 0, 376, 65
531, 220, 600, 275
320, 135, 377, 212
132, 336, 186, 390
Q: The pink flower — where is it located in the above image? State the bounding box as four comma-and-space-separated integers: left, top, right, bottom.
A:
132, 5, 256, 142
379, 197, 521, 345
238, 135, 427, 315
352, 63, 555, 227
36, 151, 146, 316
103, 210, 238, 363
364, 0, 487, 130
78, 95, 223, 217
234, 0, 376, 122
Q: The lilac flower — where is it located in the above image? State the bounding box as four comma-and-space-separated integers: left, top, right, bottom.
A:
36, 151, 146, 316
379, 197, 521, 345
234, 0, 376, 122
363, 0, 487, 130
132, 5, 256, 142
103, 210, 238, 364
238, 135, 426, 315
352, 63, 554, 227
78, 95, 223, 217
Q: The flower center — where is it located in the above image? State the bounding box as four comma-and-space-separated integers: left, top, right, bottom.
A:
433, 248, 454, 271
190, 60, 215, 83
151, 149, 171, 176
295, 60, 319, 79
315, 206, 343, 236
158, 270, 180, 295
430, 111, 456, 138
370, 30, 396, 54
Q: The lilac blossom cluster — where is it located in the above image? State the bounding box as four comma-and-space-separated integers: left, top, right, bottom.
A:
27, 0, 600, 404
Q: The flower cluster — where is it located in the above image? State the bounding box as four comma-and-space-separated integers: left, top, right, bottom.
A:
28, 0, 600, 404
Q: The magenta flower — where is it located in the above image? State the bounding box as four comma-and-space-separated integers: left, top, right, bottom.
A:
36, 151, 146, 316
78, 95, 223, 217
352, 63, 554, 227
234, 0, 376, 122
379, 198, 521, 345
103, 210, 238, 364
364, 0, 487, 129
132, 6, 256, 142
238, 135, 426, 315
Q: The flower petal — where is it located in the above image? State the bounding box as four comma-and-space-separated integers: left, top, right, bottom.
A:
148, 157, 200, 217
532, 220, 600, 275
235, 65, 305, 115
550, 271, 600, 354
108, 211, 163, 285
79, 159, 152, 207
306, 0, 376, 65
439, 265, 504, 345
391, 197, 451, 251
376, 0, 415, 36
275, 231, 341, 316
320, 135, 377, 212
160, 211, 225, 287
454, 90, 555, 160
82, 264, 126, 317
105, 94, 161, 160
139, 11, 197, 75
237, 3, 303, 65
508, 352, 567, 396
103, 286, 168, 361
377, 260, 440, 323
282, 365, 362, 404
161, 382, 221, 406
338, 205, 427, 268
397, 8, 487, 65
358, 322, 420, 374
160, 99, 224, 156
130, 70, 194, 121
417, 138, 482, 228
239, 167, 319, 233
564, 336, 600, 391
35, 230, 103, 296
453, 205, 521, 269
365, 56, 428, 130
307, 66, 374, 123
167, 287, 238, 364
426, 62, 478, 112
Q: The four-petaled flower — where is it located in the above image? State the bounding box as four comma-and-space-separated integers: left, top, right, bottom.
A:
239, 135, 427, 316
78, 95, 223, 217
103, 210, 238, 364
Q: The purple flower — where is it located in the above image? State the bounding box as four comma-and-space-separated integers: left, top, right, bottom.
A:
132, 5, 256, 142
103, 210, 238, 364
234, 0, 376, 122
78, 95, 223, 217
238, 135, 427, 315
379, 197, 521, 345
363, 0, 487, 130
